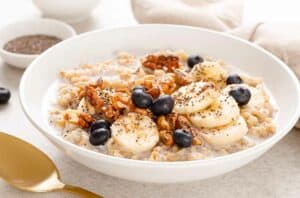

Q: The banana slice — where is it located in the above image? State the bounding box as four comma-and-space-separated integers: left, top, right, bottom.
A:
172, 81, 218, 114
190, 61, 227, 83
201, 116, 248, 146
189, 93, 240, 128
111, 113, 159, 154
77, 98, 95, 114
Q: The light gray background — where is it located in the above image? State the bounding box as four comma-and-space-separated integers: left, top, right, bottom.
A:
1, 0, 300, 197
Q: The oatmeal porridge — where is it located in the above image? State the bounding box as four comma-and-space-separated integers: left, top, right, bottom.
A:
47, 50, 277, 161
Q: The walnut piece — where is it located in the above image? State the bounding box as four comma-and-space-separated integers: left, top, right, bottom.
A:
142, 54, 180, 72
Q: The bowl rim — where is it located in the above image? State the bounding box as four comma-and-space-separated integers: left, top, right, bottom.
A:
19, 24, 300, 167
0, 18, 76, 59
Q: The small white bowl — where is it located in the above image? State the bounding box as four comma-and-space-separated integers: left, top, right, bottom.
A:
20, 25, 300, 183
0, 19, 76, 69
32, 0, 100, 24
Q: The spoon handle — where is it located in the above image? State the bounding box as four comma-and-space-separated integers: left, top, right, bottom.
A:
61, 184, 103, 198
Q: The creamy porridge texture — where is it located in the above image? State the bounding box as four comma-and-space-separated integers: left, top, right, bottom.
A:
48, 50, 276, 161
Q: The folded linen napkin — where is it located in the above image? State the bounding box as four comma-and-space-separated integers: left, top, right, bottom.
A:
231, 23, 300, 78
131, 0, 300, 78
131, 0, 244, 31
131, 0, 300, 128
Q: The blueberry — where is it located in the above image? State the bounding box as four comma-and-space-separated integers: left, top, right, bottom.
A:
229, 87, 251, 106
150, 95, 174, 116
187, 55, 203, 68
0, 87, 11, 104
131, 89, 153, 108
132, 85, 146, 92
89, 128, 111, 146
173, 129, 193, 148
90, 119, 111, 132
226, 74, 243, 85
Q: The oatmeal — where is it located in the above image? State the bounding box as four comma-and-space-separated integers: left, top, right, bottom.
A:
47, 50, 277, 161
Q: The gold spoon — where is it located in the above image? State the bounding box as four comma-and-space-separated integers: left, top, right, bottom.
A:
0, 132, 103, 198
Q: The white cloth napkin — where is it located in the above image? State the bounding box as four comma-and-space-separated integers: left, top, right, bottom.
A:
231, 23, 300, 78
131, 0, 300, 128
131, 0, 300, 78
131, 0, 244, 31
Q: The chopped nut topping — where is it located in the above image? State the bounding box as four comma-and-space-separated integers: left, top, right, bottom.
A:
78, 113, 94, 128
82, 82, 132, 122
174, 69, 192, 86
142, 54, 180, 72
159, 130, 174, 146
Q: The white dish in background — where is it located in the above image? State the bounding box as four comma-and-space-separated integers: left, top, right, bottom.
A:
0, 19, 76, 69
32, 0, 100, 24
20, 25, 300, 183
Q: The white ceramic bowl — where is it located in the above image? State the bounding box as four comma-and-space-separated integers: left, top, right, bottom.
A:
0, 19, 76, 69
20, 25, 300, 183
32, 0, 100, 24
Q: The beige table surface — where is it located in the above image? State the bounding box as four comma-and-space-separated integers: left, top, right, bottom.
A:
0, 0, 300, 197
